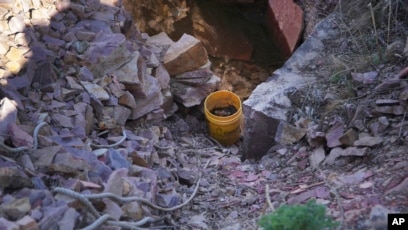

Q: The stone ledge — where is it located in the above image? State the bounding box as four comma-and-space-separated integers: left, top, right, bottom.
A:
242, 14, 339, 160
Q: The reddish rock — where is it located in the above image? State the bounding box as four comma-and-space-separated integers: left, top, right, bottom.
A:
266, 0, 303, 58
325, 122, 344, 148
8, 123, 33, 148
189, 2, 254, 61
275, 122, 306, 144
164, 33, 209, 76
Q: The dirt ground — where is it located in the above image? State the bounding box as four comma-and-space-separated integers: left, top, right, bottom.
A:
148, 1, 408, 229
1, 1, 407, 229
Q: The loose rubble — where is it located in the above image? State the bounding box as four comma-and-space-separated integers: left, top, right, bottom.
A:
0, 0, 219, 229
0, 0, 407, 229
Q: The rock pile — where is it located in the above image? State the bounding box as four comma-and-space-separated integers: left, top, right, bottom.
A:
0, 0, 220, 133
0, 0, 219, 228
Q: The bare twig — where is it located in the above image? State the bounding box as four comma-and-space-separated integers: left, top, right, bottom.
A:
387, 0, 391, 44
265, 184, 275, 212
290, 181, 325, 194
368, 3, 383, 62
398, 107, 407, 138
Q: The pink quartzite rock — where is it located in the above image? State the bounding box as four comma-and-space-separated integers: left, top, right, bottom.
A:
266, 0, 303, 58
163, 33, 209, 76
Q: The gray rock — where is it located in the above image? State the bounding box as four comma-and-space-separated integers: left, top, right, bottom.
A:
80, 32, 132, 78
8, 15, 25, 34
80, 81, 109, 101
171, 74, 220, 107
275, 123, 306, 145
130, 75, 163, 120
241, 13, 339, 159
353, 135, 383, 147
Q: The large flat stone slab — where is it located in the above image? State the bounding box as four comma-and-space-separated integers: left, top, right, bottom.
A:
242, 14, 339, 160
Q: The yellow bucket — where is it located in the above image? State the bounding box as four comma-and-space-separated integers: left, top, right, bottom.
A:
204, 90, 242, 146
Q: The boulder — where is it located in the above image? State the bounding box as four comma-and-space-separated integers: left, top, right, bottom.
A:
266, 0, 303, 58
242, 14, 339, 160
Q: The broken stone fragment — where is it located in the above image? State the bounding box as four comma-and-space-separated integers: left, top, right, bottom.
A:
153, 64, 170, 89
1, 197, 31, 221
374, 79, 400, 91
309, 146, 325, 168
32, 61, 59, 92
0, 97, 17, 137
103, 105, 131, 126
8, 15, 25, 34
161, 88, 178, 117
16, 215, 39, 230
113, 52, 142, 85
51, 113, 74, 128
375, 99, 400, 105
129, 76, 163, 120
351, 71, 377, 84
399, 87, 408, 100
50, 152, 92, 174
103, 199, 123, 221
164, 33, 209, 76
80, 32, 132, 78
156, 191, 181, 208
57, 208, 77, 230
324, 147, 368, 165
368, 116, 389, 136
8, 123, 34, 148
76, 30, 96, 41
173, 64, 213, 86
325, 122, 344, 148
146, 32, 174, 48
0, 165, 33, 190
266, 0, 303, 58
106, 149, 130, 170
80, 81, 110, 101
375, 105, 405, 115
171, 74, 220, 107
385, 177, 408, 195
78, 66, 94, 81
353, 135, 383, 147
117, 54, 151, 98
121, 202, 143, 221
339, 128, 358, 146
32, 146, 61, 168
275, 123, 306, 145
119, 91, 137, 109
73, 102, 93, 138
176, 168, 197, 186
61, 88, 79, 100
0, 217, 19, 230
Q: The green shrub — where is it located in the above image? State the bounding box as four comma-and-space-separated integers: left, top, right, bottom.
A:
258, 200, 339, 230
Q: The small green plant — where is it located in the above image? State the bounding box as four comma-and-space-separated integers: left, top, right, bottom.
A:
258, 200, 339, 230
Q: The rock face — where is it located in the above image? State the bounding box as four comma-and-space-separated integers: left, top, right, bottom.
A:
242, 14, 339, 160
266, 0, 304, 58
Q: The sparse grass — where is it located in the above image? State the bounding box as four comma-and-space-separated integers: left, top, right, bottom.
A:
258, 200, 340, 230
